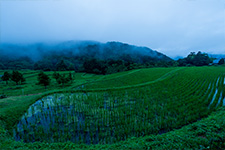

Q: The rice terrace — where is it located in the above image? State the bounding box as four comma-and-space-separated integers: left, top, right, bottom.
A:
1, 0, 225, 149
1, 66, 225, 149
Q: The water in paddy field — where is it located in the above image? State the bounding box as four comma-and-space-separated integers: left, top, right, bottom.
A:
207, 83, 211, 91
209, 88, 218, 107
216, 77, 220, 86
13, 94, 100, 144
216, 92, 223, 107
13, 93, 137, 144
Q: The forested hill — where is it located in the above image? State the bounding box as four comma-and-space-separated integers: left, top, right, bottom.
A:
0, 41, 174, 74
55, 41, 172, 61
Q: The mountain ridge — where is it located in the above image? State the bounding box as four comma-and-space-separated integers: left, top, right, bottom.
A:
0, 40, 172, 62
0, 41, 175, 73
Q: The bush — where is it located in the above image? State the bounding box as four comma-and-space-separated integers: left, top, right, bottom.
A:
0, 94, 7, 99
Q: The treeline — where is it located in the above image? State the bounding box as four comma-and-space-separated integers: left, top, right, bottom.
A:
37, 71, 73, 89
0, 50, 224, 75
0, 41, 174, 74
0, 54, 177, 75
1, 71, 25, 85
177, 51, 212, 66
0, 56, 34, 70
1, 70, 74, 89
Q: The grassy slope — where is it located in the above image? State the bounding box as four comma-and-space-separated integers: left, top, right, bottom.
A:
83, 67, 178, 90
1, 71, 72, 96
0, 67, 177, 129
0, 68, 176, 96
0, 66, 225, 149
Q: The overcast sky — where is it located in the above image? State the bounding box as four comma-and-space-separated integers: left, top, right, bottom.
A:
0, 0, 225, 57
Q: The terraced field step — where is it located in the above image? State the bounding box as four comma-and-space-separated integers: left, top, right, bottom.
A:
76, 68, 182, 91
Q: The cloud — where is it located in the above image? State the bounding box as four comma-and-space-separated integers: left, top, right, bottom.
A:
1, 0, 224, 57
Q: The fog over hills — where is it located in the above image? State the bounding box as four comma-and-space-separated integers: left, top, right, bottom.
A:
0, 41, 174, 73
0, 41, 172, 62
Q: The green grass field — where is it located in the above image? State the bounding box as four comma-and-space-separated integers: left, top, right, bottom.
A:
1, 66, 225, 149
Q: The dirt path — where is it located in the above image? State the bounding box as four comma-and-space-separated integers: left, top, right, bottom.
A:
7, 93, 43, 98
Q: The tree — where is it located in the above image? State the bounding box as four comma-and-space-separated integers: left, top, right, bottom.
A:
53, 71, 60, 81
177, 51, 211, 66
56, 60, 68, 71
56, 74, 67, 88
0, 63, 5, 70
20, 75, 26, 84
218, 58, 224, 65
186, 52, 195, 64
1, 71, 11, 84
83, 58, 106, 74
11, 71, 25, 85
67, 72, 73, 82
192, 51, 210, 66
38, 72, 50, 89
54, 73, 73, 87
34, 63, 41, 70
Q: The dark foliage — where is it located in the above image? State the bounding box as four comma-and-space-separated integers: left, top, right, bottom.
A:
1, 71, 11, 84
38, 72, 50, 89
0, 94, 7, 99
52, 71, 60, 80
0, 56, 34, 70
56, 60, 68, 71
11, 71, 25, 85
55, 73, 73, 87
0, 41, 176, 74
177, 51, 212, 66
218, 58, 224, 65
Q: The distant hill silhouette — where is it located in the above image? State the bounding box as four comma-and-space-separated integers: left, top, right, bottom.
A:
0, 41, 174, 73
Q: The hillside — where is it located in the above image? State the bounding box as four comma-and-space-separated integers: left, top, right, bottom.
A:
0, 66, 225, 149
0, 41, 172, 61
0, 41, 173, 73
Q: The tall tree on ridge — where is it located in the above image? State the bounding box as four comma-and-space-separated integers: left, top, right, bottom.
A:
1, 71, 11, 84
